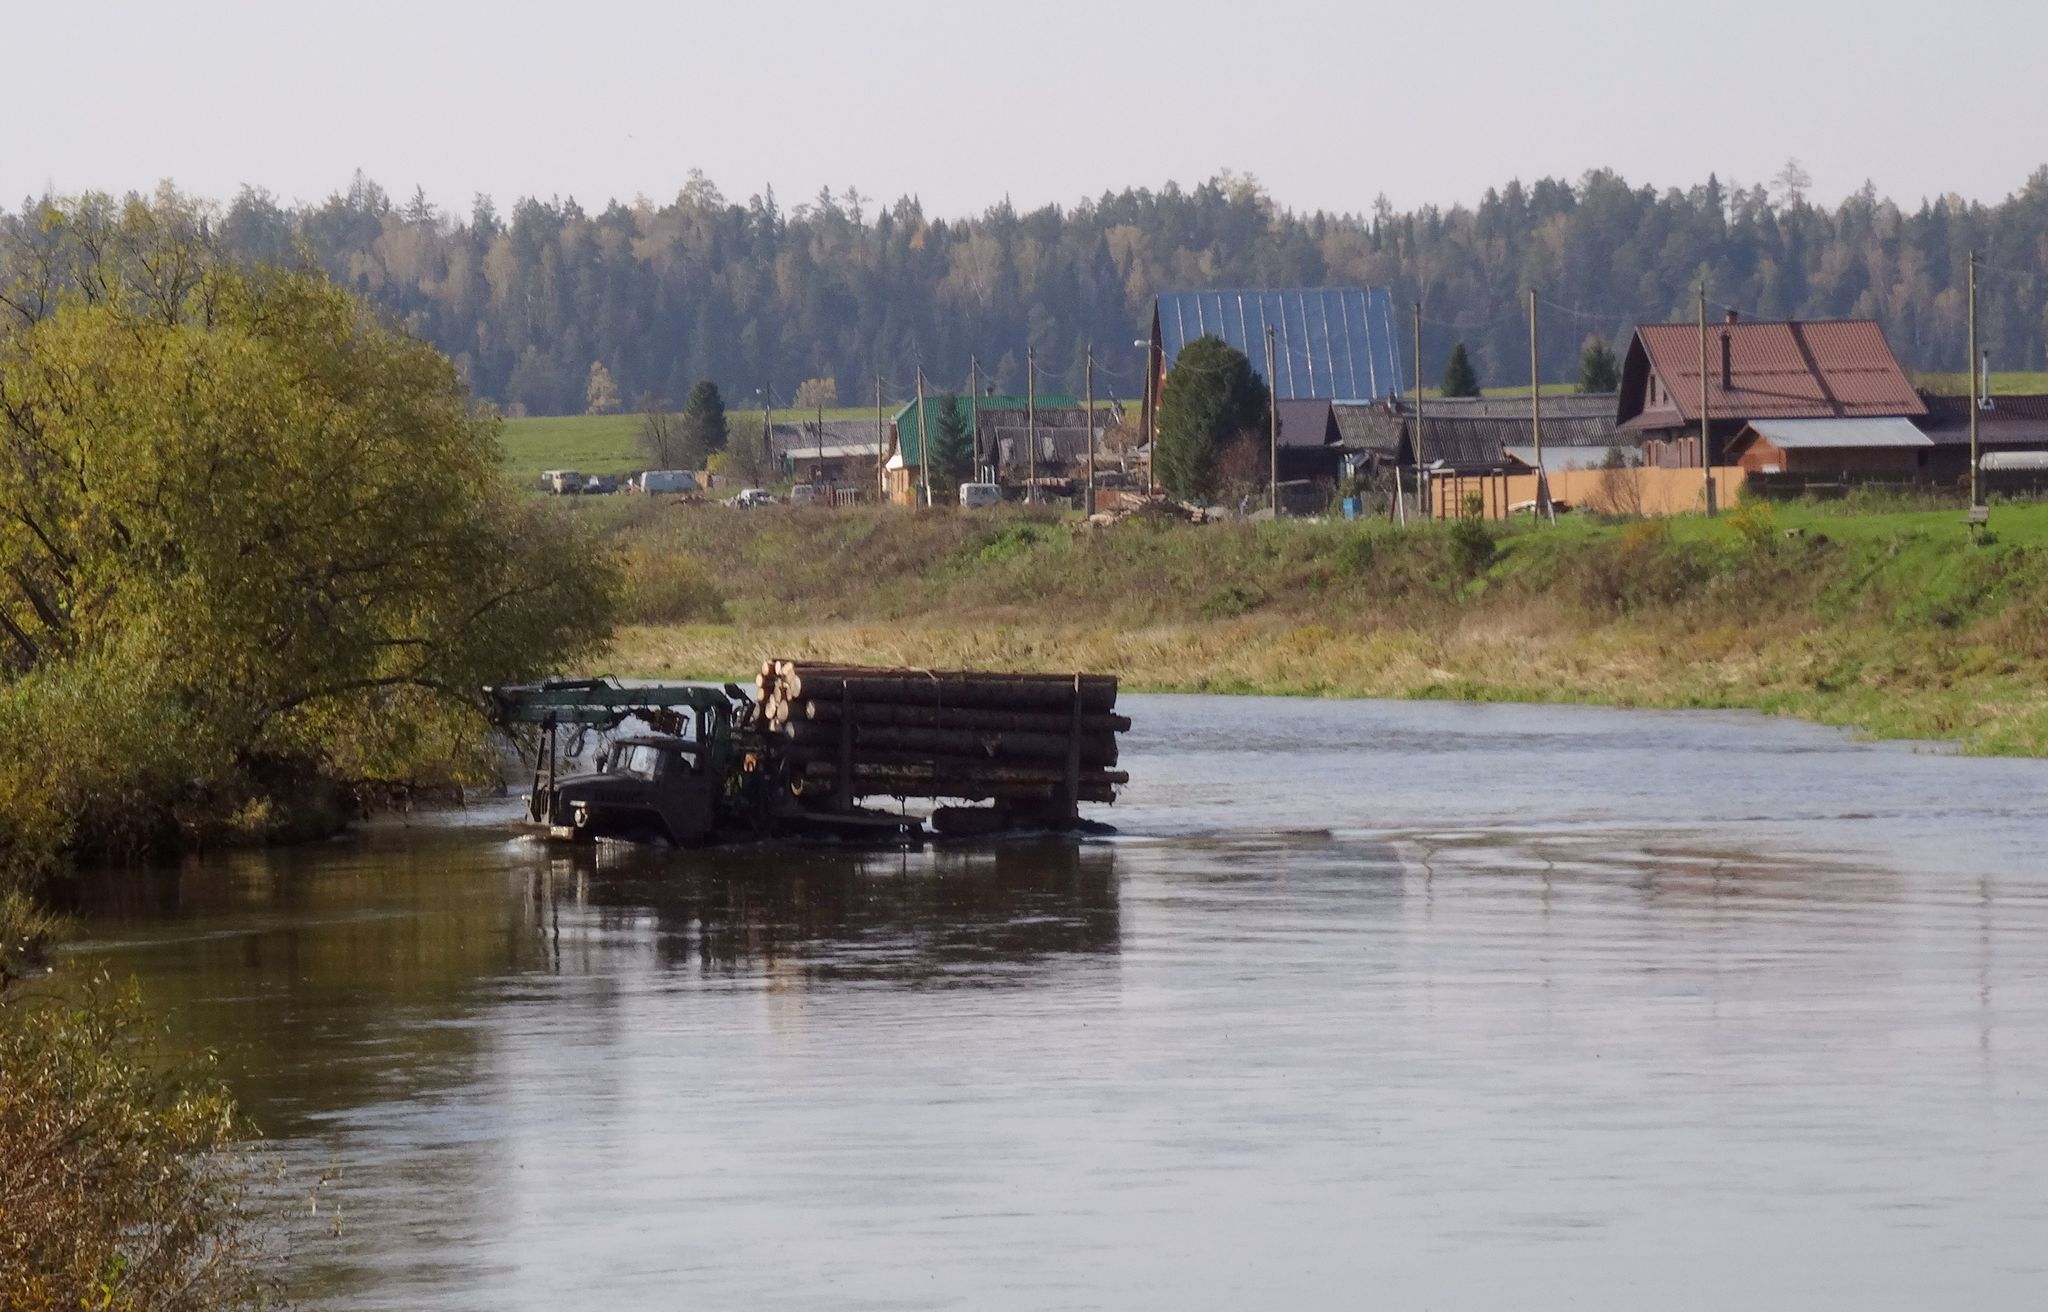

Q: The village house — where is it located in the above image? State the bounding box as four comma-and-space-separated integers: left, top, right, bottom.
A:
770, 421, 889, 492
1916, 392, 2048, 484
1724, 417, 1934, 478
887, 395, 1112, 504
1615, 314, 1927, 467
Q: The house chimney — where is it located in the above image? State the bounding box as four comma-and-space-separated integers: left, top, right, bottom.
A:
1725, 309, 1739, 324
1720, 330, 1732, 389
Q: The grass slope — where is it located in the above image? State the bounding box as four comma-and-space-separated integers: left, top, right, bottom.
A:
575, 496, 2048, 755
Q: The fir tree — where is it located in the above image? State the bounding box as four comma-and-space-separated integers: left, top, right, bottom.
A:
1155, 336, 1269, 503
929, 393, 974, 492
1440, 342, 1481, 398
680, 380, 730, 454
1578, 337, 1620, 393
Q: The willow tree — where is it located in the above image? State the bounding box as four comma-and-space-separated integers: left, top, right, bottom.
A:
0, 194, 619, 865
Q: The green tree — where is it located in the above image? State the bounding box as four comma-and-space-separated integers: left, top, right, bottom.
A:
929, 393, 974, 492
1578, 336, 1620, 392
1441, 342, 1481, 398
680, 379, 730, 455
1155, 336, 1270, 502
0, 195, 618, 865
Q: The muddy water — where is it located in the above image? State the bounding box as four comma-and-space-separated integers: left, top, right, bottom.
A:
66, 695, 2048, 1310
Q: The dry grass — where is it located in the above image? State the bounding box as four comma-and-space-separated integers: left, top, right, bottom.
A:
594, 501, 2048, 756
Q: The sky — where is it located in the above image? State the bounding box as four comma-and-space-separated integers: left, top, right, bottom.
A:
5, 0, 2043, 222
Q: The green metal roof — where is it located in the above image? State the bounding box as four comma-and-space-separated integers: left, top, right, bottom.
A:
892, 394, 1078, 466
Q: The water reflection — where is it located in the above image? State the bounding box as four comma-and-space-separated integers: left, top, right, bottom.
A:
517, 839, 1121, 985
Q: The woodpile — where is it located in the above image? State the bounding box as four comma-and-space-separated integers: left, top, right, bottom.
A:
754, 660, 1128, 811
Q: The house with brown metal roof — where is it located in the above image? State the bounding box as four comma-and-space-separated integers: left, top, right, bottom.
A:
1616, 314, 1926, 467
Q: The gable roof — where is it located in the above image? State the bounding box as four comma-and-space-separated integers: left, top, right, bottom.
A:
769, 421, 889, 462
1155, 287, 1403, 401
1273, 399, 1340, 448
1619, 320, 1925, 428
1918, 393, 2048, 446
1733, 417, 1932, 452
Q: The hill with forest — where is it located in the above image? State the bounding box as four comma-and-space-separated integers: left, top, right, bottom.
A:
13, 167, 2044, 415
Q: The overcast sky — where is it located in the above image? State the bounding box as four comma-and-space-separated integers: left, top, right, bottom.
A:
6, 0, 2041, 221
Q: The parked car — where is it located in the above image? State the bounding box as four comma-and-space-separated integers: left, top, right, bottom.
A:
958, 482, 1002, 509
637, 469, 698, 495
541, 469, 585, 495
788, 484, 823, 506
584, 474, 619, 495
729, 488, 777, 508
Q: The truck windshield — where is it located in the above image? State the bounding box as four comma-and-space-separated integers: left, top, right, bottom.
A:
611, 744, 666, 780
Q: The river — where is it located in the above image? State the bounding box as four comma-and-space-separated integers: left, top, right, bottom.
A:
64, 694, 2048, 1309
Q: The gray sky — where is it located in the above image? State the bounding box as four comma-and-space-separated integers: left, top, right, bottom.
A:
7, 0, 2042, 220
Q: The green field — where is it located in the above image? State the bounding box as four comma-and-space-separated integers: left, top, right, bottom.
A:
1914, 371, 2048, 396
498, 408, 880, 485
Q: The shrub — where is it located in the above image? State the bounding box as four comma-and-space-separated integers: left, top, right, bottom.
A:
1448, 516, 1496, 577
617, 544, 730, 625
1728, 498, 1779, 551
1, 976, 282, 1311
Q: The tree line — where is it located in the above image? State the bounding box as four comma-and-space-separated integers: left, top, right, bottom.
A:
9, 166, 2043, 416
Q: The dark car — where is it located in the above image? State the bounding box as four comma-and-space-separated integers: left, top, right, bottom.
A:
538, 735, 719, 845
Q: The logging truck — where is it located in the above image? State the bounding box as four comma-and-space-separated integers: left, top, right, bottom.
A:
486, 664, 1128, 847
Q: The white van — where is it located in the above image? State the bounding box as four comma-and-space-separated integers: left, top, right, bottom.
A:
638, 470, 697, 495
542, 469, 584, 495
958, 482, 1002, 509
788, 484, 823, 506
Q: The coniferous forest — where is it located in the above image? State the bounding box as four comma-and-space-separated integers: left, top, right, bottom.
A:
13, 166, 2043, 414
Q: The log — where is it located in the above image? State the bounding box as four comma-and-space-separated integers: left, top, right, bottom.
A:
795, 765, 1120, 804
785, 748, 1125, 783
780, 721, 1118, 767
779, 672, 1118, 713
798, 700, 1132, 735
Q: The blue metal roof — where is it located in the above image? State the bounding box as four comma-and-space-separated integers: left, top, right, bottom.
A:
1155, 287, 1403, 402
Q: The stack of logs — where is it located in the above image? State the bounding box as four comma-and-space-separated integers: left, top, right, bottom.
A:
754, 661, 1129, 809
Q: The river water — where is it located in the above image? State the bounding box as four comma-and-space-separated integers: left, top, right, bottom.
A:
64, 695, 2048, 1309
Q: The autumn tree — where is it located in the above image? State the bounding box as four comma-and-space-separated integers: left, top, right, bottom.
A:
793, 376, 837, 409
585, 361, 621, 414
1441, 342, 1481, 398
1154, 336, 1269, 503
637, 395, 693, 468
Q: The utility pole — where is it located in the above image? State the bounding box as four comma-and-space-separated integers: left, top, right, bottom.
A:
875, 376, 885, 505
1143, 338, 1157, 497
970, 354, 984, 482
1969, 250, 1982, 513
1413, 300, 1427, 520
1529, 289, 1552, 524
915, 367, 929, 508
1084, 343, 1096, 512
1699, 282, 1716, 517
760, 390, 771, 491
1265, 323, 1279, 516
815, 399, 825, 492
1026, 345, 1038, 504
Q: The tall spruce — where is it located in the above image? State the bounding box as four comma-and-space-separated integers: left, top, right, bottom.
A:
1440, 342, 1481, 398
1155, 336, 1270, 503
929, 393, 974, 493
680, 380, 730, 455
1578, 337, 1621, 393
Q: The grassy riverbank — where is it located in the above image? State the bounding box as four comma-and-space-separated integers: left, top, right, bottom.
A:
586, 497, 2048, 755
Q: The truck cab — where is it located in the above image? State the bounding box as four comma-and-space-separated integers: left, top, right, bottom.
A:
537, 734, 719, 845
